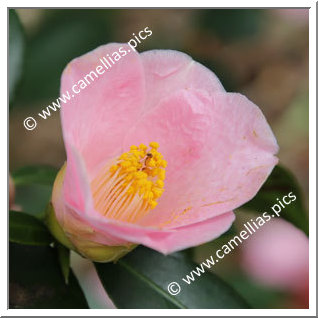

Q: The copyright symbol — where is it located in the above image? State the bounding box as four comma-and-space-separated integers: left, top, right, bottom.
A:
167, 282, 181, 296
23, 117, 37, 131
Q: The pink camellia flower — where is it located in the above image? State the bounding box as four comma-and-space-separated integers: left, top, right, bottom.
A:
241, 218, 309, 307
48, 43, 278, 262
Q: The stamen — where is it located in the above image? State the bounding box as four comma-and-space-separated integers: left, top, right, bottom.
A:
91, 142, 166, 223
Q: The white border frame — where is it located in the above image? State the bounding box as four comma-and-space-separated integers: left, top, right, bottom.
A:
4, 1, 316, 316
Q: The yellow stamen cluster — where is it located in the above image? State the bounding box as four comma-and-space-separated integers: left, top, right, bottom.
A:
109, 142, 167, 209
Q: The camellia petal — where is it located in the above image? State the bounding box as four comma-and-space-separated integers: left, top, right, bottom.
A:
60, 43, 146, 177
140, 49, 225, 112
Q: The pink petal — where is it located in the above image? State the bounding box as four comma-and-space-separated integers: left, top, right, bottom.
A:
60, 43, 146, 177
63, 144, 94, 215
140, 50, 225, 112
124, 90, 278, 228
86, 209, 235, 254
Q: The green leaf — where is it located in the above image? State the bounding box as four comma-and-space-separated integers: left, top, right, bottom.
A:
95, 246, 249, 309
12, 165, 58, 219
9, 211, 53, 246
9, 9, 25, 101
241, 165, 308, 235
15, 184, 52, 219
12, 165, 58, 186
57, 243, 70, 285
10, 243, 88, 308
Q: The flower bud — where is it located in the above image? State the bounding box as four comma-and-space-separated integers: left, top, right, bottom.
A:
46, 164, 136, 263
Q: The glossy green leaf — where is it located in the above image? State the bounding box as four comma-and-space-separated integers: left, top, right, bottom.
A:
95, 246, 249, 309
9, 211, 53, 246
15, 184, 52, 219
9, 10, 25, 101
12, 165, 58, 219
9, 243, 88, 308
241, 165, 308, 235
57, 243, 70, 284
12, 165, 58, 186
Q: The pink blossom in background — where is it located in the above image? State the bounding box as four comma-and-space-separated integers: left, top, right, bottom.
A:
50, 43, 279, 262
241, 218, 309, 308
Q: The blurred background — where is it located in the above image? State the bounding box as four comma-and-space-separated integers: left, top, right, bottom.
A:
9, 9, 309, 309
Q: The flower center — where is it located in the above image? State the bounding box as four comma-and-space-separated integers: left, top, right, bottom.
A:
91, 142, 167, 223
